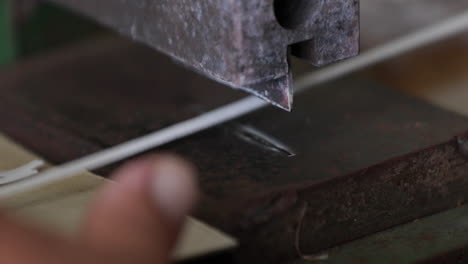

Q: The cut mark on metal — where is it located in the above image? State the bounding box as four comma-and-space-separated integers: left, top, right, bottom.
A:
456, 135, 468, 159
295, 201, 329, 261
235, 125, 296, 157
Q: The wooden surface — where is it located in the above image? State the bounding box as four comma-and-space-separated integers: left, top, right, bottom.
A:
359, 0, 468, 49
0, 133, 237, 261
364, 32, 468, 116
1, 37, 468, 263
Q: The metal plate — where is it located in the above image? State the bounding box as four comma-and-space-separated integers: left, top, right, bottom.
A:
1, 38, 468, 262
47, 0, 359, 110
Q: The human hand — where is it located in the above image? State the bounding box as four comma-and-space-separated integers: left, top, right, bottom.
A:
0, 155, 199, 264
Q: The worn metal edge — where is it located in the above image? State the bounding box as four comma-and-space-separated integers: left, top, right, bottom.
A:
227, 133, 468, 263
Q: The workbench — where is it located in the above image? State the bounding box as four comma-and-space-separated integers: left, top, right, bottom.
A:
2, 1, 468, 263
0, 35, 468, 263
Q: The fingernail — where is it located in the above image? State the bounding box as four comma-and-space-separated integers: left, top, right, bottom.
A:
151, 156, 198, 222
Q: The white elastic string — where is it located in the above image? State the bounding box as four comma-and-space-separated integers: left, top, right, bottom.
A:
0, 160, 45, 185
1, 10, 468, 198
295, 10, 468, 91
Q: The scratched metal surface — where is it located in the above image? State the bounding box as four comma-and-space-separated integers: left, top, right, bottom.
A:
2, 38, 468, 262
46, 0, 359, 110
287, 204, 468, 264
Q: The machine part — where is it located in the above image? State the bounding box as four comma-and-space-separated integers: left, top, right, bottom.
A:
3, 9, 468, 198
3, 38, 468, 262
291, 204, 468, 264
46, 0, 359, 110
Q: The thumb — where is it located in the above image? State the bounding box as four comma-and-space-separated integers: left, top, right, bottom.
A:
0, 214, 96, 264
79, 155, 199, 263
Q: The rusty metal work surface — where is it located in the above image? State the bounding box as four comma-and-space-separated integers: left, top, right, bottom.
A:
46, 0, 359, 110
288, 203, 468, 264
2, 39, 468, 263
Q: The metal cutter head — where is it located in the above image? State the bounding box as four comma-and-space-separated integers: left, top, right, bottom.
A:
49, 0, 360, 110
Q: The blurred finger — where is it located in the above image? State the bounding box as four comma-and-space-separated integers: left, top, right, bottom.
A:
80, 155, 199, 263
